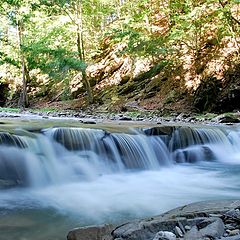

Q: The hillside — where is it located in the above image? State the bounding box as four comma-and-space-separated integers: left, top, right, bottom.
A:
0, 0, 239, 114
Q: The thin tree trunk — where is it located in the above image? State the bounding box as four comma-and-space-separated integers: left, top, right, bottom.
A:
17, 19, 29, 108
76, 0, 93, 104
76, 29, 93, 104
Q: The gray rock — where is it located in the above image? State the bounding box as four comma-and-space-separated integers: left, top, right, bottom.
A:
226, 229, 240, 236
175, 226, 183, 237
119, 116, 132, 121
67, 224, 114, 240
220, 236, 240, 240
153, 231, 176, 240
163, 200, 240, 219
209, 213, 223, 218
82, 120, 97, 124
112, 200, 240, 240
184, 225, 191, 231
184, 226, 202, 240
198, 218, 225, 238
225, 224, 237, 230
224, 209, 240, 221
177, 221, 186, 234
184, 218, 225, 240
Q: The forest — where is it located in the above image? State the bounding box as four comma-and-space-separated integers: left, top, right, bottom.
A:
1, 2, 240, 239
0, 0, 239, 114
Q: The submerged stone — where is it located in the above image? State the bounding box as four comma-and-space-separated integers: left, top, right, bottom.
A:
67, 224, 114, 240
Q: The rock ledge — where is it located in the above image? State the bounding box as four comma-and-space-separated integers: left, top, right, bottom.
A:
67, 200, 240, 240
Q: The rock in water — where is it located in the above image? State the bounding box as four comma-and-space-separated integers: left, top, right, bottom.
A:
67, 224, 114, 240
153, 231, 176, 240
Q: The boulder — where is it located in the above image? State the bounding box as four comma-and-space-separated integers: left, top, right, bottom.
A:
213, 115, 240, 123
184, 217, 225, 240
67, 200, 240, 240
112, 200, 240, 240
224, 209, 240, 222
67, 224, 114, 240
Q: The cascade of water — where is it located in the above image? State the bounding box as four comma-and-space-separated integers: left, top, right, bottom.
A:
1, 125, 240, 188
0, 132, 29, 148
207, 129, 240, 164
44, 127, 172, 170
167, 127, 233, 163
106, 133, 167, 169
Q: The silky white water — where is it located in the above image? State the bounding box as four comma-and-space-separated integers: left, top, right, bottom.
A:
1, 125, 240, 240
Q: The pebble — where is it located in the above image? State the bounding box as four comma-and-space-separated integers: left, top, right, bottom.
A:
225, 224, 237, 230
226, 229, 240, 236
185, 225, 191, 231
153, 231, 176, 240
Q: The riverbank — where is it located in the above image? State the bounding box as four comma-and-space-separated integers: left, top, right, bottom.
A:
1, 107, 240, 126
68, 199, 240, 240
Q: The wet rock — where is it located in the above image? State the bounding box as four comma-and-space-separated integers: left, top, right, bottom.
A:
153, 231, 176, 240
143, 126, 175, 136
119, 116, 132, 121
0, 179, 17, 188
215, 115, 240, 123
82, 120, 97, 124
67, 224, 114, 240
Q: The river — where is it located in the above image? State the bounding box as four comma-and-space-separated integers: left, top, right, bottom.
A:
0, 119, 240, 240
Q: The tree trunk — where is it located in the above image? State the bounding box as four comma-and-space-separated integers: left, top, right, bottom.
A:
18, 58, 29, 108
76, 0, 93, 104
17, 19, 29, 108
76, 30, 93, 104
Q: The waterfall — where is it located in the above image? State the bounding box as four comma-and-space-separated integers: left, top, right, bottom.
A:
1, 124, 240, 240
0, 125, 240, 187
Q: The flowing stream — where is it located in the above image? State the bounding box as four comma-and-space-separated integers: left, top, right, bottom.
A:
1, 124, 240, 240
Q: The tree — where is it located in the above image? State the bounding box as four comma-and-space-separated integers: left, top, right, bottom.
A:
0, 0, 35, 108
